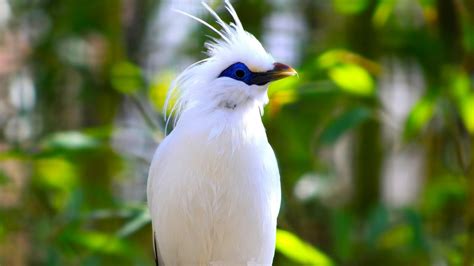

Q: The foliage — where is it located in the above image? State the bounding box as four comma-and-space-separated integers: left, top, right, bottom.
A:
276, 229, 333, 266
0, 0, 473, 265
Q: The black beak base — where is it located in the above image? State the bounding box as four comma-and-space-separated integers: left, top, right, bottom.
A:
250, 62, 297, 86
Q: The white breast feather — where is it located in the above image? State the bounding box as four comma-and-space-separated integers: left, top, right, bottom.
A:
148, 107, 280, 265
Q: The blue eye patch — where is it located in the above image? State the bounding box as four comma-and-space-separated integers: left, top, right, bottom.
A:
218, 62, 254, 85
218, 62, 295, 86
218, 62, 271, 86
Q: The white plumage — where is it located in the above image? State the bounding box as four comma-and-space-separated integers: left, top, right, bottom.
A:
147, 1, 296, 265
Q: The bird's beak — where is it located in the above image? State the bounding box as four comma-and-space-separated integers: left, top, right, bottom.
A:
250, 62, 297, 85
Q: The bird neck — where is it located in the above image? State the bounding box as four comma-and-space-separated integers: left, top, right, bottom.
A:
177, 102, 267, 146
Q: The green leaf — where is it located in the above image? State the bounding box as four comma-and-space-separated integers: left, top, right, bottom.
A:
276, 229, 333, 266
110, 61, 144, 94
35, 157, 78, 210
404, 96, 435, 137
148, 71, 175, 112
379, 224, 413, 249
116, 209, 150, 237
319, 107, 372, 145
67, 230, 133, 255
266, 77, 300, 114
459, 93, 474, 134
450, 72, 474, 133
42, 131, 100, 151
317, 49, 352, 69
372, 0, 396, 27
268, 75, 300, 95
330, 210, 352, 260
333, 0, 370, 15
451, 71, 470, 100
403, 209, 427, 250
366, 205, 389, 246
421, 176, 467, 215
35, 158, 77, 189
328, 64, 375, 96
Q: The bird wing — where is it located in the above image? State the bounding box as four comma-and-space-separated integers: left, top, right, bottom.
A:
148, 145, 166, 266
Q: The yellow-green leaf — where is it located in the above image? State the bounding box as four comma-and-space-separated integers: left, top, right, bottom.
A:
460, 93, 474, 133
317, 50, 348, 69
110, 61, 144, 94
276, 229, 333, 266
69, 231, 131, 255
328, 64, 375, 96
450, 72, 474, 134
268, 77, 299, 106
451, 72, 470, 100
405, 96, 435, 137
35, 157, 78, 210
148, 72, 175, 114
372, 0, 396, 27
333, 0, 370, 15
379, 224, 413, 249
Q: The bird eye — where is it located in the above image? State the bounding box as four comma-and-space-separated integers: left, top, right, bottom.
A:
235, 69, 245, 79
218, 62, 253, 84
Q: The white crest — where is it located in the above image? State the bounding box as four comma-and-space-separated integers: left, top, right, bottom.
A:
164, 0, 274, 132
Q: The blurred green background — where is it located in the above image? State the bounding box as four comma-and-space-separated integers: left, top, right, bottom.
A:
0, 0, 473, 265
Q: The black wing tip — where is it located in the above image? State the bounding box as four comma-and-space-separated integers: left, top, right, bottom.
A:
153, 231, 159, 266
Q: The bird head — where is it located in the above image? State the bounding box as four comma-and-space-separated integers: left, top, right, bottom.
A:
166, 0, 297, 125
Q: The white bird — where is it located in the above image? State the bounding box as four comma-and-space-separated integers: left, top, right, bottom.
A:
147, 1, 297, 265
